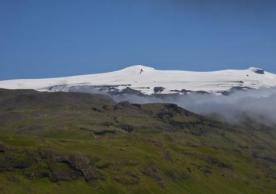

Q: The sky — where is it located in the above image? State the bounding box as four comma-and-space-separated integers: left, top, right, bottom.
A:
0, 0, 276, 80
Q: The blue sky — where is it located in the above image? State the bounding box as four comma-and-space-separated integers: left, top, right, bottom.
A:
0, 0, 276, 80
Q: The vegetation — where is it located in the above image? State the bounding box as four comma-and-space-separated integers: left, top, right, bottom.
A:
0, 89, 275, 194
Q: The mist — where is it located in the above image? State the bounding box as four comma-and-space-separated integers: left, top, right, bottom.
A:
112, 87, 276, 126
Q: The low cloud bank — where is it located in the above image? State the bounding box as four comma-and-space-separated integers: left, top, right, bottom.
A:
112, 88, 276, 126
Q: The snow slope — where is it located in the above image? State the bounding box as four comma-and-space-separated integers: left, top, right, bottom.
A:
1, 65, 276, 95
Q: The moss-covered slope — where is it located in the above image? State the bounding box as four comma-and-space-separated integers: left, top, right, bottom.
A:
0, 89, 275, 194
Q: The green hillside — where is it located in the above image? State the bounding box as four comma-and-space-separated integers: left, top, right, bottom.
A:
0, 89, 275, 194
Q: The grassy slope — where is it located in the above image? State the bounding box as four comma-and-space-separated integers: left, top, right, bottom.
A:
0, 89, 275, 194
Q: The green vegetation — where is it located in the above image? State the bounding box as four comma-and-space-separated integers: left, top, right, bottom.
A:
0, 89, 275, 194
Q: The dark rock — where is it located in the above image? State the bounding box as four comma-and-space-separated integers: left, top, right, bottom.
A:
67, 154, 99, 181
120, 124, 134, 133
250, 67, 265, 74
142, 165, 162, 182
163, 150, 173, 162
200, 166, 212, 175
48, 162, 80, 181
102, 104, 113, 111
113, 101, 132, 110
132, 104, 142, 109
154, 87, 165, 94
0, 151, 34, 170
206, 157, 232, 169
120, 87, 144, 95
157, 112, 174, 121
170, 89, 191, 94
190, 127, 205, 136
195, 90, 209, 95
114, 172, 140, 185
0, 144, 6, 152
91, 107, 102, 112
39, 150, 101, 181
93, 129, 116, 135
165, 169, 190, 181
252, 152, 276, 164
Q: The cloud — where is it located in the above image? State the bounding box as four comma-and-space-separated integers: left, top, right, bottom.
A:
112, 87, 276, 125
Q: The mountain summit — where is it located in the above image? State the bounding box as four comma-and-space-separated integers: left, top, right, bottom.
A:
0, 65, 276, 95
120, 65, 156, 72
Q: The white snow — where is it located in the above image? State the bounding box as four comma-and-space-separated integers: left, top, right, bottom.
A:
1, 65, 276, 95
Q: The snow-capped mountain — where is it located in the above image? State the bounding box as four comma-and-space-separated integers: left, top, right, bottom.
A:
1, 65, 276, 95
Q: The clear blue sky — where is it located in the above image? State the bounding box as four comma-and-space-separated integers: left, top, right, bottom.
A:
0, 0, 276, 80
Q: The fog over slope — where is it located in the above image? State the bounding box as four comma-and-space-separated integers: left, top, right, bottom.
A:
113, 87, 276, 125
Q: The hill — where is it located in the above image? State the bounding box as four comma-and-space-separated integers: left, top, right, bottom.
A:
0, 89, 275, 194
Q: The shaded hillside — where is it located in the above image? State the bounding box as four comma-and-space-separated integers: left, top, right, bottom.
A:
0, 89, 275, 194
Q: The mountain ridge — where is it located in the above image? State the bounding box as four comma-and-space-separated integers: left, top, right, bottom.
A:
1, 65, 276, 95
